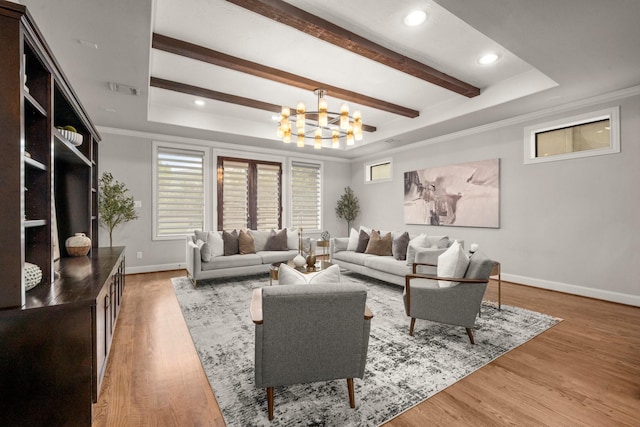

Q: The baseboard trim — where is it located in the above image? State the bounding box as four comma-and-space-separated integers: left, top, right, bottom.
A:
126, 263, 186, 275
502, 273, 640, 307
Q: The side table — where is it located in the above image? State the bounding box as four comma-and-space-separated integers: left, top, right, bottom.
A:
316, 239, 330, 261
490, 261, 501, 309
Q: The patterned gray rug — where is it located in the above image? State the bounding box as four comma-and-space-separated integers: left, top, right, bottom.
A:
171, 273, 561, 426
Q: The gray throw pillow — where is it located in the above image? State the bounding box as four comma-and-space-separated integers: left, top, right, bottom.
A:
200, 242, 212, 262
265, 229, 288, 251
223, 230, 239, 256
355, 229, 370, 253
392, 231, 410, 260
194, 230, 208, 244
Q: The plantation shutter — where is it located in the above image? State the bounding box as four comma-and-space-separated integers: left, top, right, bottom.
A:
218, 157, 282, 231
155, 147, 204, 236
291, 162, 321, 231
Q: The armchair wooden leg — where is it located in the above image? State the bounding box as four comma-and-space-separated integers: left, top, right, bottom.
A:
267, 387, 274, 420
465, 328, 475, 345
409, 318, 416, 336
347, 378, 355, 408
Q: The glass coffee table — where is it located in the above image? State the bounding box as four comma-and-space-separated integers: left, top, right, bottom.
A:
269, 260, 334, 285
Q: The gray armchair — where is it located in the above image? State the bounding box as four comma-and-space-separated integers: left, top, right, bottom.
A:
250, 283, 373, 421
404, 251, 494, 344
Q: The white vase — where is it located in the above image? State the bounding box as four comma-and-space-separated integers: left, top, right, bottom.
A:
293, 253, 306, 268
65, 232, 91, 257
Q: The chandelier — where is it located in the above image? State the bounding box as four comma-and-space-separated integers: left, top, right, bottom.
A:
276, 89, 363, 149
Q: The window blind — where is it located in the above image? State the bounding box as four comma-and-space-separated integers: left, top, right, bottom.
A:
291, 162, 321, 231
155, 147, 204, 236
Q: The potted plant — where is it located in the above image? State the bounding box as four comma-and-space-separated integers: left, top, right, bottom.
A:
99, 172, 138, 247
335, 186, 360, 235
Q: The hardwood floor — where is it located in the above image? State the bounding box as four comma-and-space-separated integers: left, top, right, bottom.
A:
92, 271, 640, 426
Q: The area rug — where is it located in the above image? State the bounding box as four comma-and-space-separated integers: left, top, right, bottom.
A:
172, 273, 561, 426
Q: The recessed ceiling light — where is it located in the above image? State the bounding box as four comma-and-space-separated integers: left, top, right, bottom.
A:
194, 99, 205, 106
478, 53, 499, 65
404, 10, 427, 26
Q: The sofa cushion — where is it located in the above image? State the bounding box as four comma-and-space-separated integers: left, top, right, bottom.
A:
333, 250, 372, 265
201, 253, 262, 270
238, 230, 256, 254
364, 256, 411, 277
223, 230, 239, 256
259, 250, 298, 264
278, 263, 341, 285
250, 230, 270, 252
365, 230, 393, 256
437, 240, 469, 287
265, 229, 288, 251
355, 229, 370, 253
392, 231, 410, 260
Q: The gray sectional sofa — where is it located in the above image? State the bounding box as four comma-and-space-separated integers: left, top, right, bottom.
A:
186, 229, 310, 287
331, 230, 462, 287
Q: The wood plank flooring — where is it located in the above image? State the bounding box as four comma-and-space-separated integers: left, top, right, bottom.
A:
92, 270, 640, 426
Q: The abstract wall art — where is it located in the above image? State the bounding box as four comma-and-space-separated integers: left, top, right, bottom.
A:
404, 158, 500, 228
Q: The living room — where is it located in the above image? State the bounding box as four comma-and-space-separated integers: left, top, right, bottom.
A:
2, 0, 639, 425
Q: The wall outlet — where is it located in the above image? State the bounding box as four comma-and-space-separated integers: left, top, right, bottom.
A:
136, 251, 142, 259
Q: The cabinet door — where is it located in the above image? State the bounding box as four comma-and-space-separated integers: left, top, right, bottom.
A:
94, 285, 108, 402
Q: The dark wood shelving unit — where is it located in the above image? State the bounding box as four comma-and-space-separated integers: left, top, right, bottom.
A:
0, 1, 124, 425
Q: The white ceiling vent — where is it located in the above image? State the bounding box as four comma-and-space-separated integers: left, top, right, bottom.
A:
108, 82, 141, 96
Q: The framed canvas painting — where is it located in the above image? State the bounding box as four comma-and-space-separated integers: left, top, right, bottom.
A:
404, 158, 500, 228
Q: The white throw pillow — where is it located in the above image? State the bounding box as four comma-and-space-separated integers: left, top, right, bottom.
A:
436, 240, 470, 288
346, 228, 359, 251
278, 263, 341, 285
208, 231, 224, 256
286, 228, 299, 250
194, 239, 205, 249
405, 233, 428, 266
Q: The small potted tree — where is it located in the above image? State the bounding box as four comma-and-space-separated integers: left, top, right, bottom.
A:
99, 172, 138, 247
335, 186, 360, 235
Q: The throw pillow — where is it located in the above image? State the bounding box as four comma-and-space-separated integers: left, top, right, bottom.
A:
355, 229, 370, 253
427, 235, 450, 249
406, 233, 428, 266
265, 228, 288, 251
200, 242, 212, 262
392, 231, 410, 260
365, 230, 393, 256
249, 230, 270, 252
222, 230, 239, 256
278, 263, 341, 285
238, 230, 256, 254
286, 228, 299, 250
193, 239, 205, 250
346, 228, 359, 251
208, 231, 224, 256
194, 230, 208, 244
437, 240, 470, 288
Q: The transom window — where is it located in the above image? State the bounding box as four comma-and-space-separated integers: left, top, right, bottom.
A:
365, 159, 392, 183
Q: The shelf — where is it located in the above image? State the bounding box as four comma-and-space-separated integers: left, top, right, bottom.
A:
24, 156, 47, 171
54, 130, 91, 166
24, 219, 47, 227
24, 92, 47, 117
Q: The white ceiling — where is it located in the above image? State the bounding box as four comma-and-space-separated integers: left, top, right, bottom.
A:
20, 0, 640, 159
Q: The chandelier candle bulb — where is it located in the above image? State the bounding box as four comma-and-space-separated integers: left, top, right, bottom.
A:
340, 103, 349, 129
347, 126, 355, 145
318, 96, 328, 127
332, 129, 340, 148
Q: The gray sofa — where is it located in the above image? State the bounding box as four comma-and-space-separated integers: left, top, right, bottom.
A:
186, 229, 309, 287
331, 232, 463, 287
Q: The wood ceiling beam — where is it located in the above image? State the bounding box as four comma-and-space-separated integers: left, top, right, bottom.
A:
225, 0, 481, 98
150, 77, 377, 132
152, 33, 418, 119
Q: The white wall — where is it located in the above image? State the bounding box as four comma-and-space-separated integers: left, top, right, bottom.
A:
349, 92, 640, 306
98, 132, 351, 273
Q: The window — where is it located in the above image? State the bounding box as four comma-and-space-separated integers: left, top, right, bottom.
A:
524, 106, 620, 164
217, 157, 282, 230
153, 144, 206, 238
365, 159, 392, 183
291, 162, 321, 231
